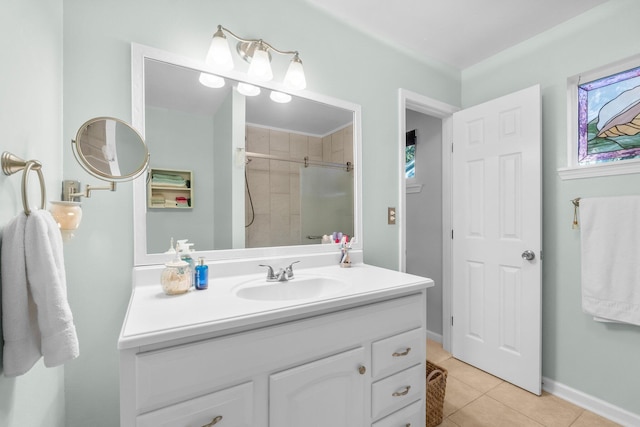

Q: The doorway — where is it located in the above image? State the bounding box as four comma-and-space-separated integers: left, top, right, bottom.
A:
399, 87, 542, 394
405, 110, 444, 342
398, 89, 457, 352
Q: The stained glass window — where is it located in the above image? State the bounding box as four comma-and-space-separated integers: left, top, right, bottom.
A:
578, 66, 640, 164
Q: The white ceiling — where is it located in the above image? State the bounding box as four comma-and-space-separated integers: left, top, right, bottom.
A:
306, 0, 610, 69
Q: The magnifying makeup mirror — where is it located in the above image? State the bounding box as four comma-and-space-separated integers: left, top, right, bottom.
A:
64, 117, 150, 200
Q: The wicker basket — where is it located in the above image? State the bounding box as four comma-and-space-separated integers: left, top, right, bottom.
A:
426, 360, 448, 427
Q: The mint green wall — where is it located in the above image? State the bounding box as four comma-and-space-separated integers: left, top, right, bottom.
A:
0, 1, 65, 426
61, 1, 459, 426
462, 0, 640, 415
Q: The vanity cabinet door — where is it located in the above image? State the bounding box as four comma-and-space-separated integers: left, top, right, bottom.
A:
270, 347, 366, 427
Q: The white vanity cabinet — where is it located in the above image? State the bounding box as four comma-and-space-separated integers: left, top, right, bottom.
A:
119, 265, 432, 427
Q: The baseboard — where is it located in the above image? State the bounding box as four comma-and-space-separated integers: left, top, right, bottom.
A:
542, 376, 640, 426
426, 330, 442, 343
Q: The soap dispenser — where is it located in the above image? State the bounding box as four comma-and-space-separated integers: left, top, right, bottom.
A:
177, 239, 196, 284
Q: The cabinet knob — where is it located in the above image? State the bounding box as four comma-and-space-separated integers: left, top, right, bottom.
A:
358, 365, 366, 375
392, 347, 411, 357
392, 385, 411, 397
202, 415, 223, 427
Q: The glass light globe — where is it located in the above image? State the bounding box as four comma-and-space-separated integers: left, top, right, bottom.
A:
270, 91, 292, 103
237, 82, 261, 97
284, 56, 306, 90
248, 46, 273, 82
205, 31, 233, 71
49, 201, 82, 241
199, 72, 225, 88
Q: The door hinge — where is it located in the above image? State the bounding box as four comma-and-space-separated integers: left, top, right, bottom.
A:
540, 250, 543, 260
451, 316, 454, 326
451, 143, 454, 153
451, 230, 454, 239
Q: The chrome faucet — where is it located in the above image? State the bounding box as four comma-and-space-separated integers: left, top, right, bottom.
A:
260, 261, 300, 282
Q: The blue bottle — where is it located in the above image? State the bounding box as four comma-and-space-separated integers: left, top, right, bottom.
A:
195, 257, 208, 290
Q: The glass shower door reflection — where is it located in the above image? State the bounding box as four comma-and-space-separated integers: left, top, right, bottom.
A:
300, 166, 354, 245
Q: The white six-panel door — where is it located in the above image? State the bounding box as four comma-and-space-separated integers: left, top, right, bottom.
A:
452, 85, 542, 395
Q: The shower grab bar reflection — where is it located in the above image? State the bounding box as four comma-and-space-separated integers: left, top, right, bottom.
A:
1, 151, 46, 215
245, 151, 353, 172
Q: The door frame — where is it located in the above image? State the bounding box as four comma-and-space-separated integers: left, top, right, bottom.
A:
398, 89, 458, 352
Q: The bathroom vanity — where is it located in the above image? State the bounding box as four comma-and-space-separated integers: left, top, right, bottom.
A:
122, 43, 431, 427
118, 262, 432, 426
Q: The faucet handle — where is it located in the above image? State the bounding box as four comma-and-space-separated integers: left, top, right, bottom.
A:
259, 264, 276, 281
285, 261, 300, 279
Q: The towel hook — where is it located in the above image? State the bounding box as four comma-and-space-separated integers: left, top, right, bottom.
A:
571, 197, 581, 229
1, 151, 47, 215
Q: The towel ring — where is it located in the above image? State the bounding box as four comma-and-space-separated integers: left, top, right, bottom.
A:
1, 152, 47, 215
22, 160, 46, 215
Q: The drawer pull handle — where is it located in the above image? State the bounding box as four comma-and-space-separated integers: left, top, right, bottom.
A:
358, 365, 367, 375
202, 415, 223, 427
392, 385, 411, 397
392, 347, 412, 357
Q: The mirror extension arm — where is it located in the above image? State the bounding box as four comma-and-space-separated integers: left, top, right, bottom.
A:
65, 180, 116, 200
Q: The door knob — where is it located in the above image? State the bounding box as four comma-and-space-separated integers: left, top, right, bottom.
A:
521, 250, 535, 261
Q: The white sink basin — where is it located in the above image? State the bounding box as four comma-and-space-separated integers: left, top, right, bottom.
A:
235, 276, 349, 301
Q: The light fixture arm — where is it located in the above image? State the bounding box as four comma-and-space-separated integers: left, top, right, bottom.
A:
216, 25, 300, 57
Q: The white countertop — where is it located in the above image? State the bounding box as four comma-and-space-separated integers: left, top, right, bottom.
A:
118, 263, 433, 350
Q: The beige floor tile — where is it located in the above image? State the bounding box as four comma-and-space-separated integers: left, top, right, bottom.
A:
442, 375, 484, 417
439, 418, 460, 427
570, 410, 622, 427
487, 382, 583, 427
448, 395, 544, 427
427, 339, 452, 364
438, 358, 503, 393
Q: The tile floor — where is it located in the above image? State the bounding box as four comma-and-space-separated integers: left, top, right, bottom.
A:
426, 340, 621, 427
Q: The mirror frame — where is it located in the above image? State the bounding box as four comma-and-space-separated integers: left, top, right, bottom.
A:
131, 43, 363, 266
73, 116, 149, 182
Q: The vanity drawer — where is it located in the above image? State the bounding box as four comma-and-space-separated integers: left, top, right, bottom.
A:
371, 364, 424, 420
372, 328, 424, 379
136, 382, 252, 427
371, 399, 423, 427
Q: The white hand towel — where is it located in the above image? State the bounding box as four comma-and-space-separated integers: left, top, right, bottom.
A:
580, 196, 640, 326
24, 210, 79, 367
1, 212, 42, 376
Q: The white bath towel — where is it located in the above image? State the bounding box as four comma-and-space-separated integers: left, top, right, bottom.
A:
580, 196, 640, 326
24, 210, 79, 367
1, 210, 79, 376
1, 212, 42, 376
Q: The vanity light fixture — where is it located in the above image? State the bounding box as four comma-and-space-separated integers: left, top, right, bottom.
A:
205, 25, 307, 90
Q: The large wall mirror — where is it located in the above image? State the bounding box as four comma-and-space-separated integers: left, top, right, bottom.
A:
132, 44, 362, 265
